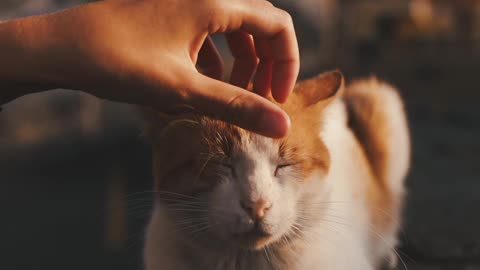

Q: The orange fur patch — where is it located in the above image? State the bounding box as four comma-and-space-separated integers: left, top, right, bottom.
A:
275, 71, 345, 179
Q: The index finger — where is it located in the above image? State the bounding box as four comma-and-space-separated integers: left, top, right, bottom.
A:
211, 0, 299, 103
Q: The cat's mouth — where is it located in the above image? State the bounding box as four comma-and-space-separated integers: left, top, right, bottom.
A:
233, 226, 273, 250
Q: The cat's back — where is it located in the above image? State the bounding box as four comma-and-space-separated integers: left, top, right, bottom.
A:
344, 78, 410, 267
345, 78, 410, 192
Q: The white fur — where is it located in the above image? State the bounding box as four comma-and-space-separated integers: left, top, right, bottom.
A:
295, 100, 374, 269
376, 83, 410, 194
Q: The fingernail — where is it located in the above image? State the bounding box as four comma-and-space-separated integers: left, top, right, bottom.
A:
258, 110, 291, 138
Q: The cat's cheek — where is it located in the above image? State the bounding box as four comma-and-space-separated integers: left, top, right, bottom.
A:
207, 182, 243, 239
208, 214, 229, 240
208, 211, 248, 241
206, 206, 229, 239
270, 187, 299, 238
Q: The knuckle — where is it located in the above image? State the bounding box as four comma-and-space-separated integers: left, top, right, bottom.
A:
244, 54, 259, 69
264, 1, 274, 8
177, 87, 192, 103
171, 77, 194, 104
204, 0, 230, 32
226, 93, 245, 113
224, 93, 250, 124
165, 87, 193, 114
278, 9, 293, 28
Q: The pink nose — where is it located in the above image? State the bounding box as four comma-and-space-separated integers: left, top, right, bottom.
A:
240, 199, 272, 220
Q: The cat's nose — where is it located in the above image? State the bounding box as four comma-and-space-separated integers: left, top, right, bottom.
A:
240, 199, 272, 220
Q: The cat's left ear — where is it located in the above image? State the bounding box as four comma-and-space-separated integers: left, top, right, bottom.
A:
293, 70, 344, 109
139, 108, 169, 141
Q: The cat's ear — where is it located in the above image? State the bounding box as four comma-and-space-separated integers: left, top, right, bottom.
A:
139, 108, 167, 141
139, 107, 199, 141
139, 107, 185, 141
293, 70, 344, 108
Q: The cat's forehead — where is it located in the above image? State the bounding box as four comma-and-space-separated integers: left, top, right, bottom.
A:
240, 133, 279, 158
199, 117, 280, 158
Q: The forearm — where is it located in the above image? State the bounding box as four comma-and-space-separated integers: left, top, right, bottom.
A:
0, 16, 53, 104
0, 14, 63, 105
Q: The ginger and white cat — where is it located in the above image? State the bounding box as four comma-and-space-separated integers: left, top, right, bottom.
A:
142, 71, 410, 270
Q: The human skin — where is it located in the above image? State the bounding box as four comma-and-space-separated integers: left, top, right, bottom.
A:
0, 0, 300, 138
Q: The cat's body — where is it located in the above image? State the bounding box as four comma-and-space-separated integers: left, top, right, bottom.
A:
143, 72, 410, 270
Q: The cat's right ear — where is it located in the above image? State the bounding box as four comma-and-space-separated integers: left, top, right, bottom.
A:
294, 70, 344, 109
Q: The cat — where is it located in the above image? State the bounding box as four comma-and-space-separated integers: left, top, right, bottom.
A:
141, 71, 410, 270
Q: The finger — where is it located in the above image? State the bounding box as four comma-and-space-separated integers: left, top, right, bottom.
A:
221, 1, 300, 103
188, 72, 290, 138
226, 31, 258, 89
197, 36, 224, 80
252, 37, 273, 97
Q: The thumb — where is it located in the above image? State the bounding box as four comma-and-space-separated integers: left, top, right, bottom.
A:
188, 73, 290, 138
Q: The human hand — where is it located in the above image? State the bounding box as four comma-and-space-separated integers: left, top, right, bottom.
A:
0, 0, 299, 138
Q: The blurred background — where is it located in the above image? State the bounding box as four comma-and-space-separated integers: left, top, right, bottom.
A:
1, 0, 479, 269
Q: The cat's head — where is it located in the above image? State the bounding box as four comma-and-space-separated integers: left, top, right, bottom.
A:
143, 71, 343, 251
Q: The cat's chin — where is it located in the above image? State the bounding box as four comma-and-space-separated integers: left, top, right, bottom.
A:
236, 237, 272, 251
232, 231, 274, 251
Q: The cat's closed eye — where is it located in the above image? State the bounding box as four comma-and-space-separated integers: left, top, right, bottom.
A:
210, 160, 235, 175
274, 163, 296, 177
